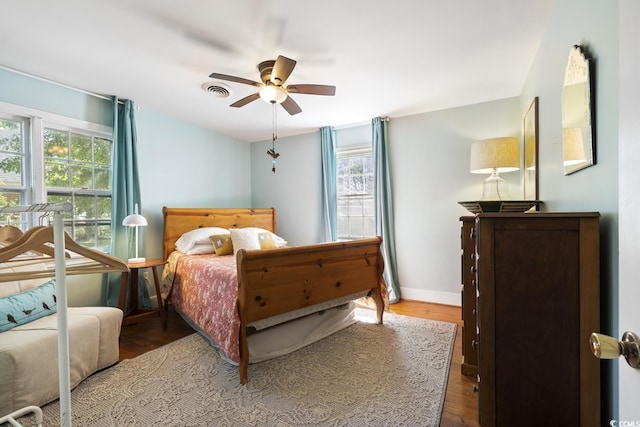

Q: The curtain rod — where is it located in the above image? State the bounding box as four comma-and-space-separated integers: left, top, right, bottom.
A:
0, 64, 125, 104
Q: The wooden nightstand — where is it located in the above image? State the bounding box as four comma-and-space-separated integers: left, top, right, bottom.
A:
119, 259, 167, 329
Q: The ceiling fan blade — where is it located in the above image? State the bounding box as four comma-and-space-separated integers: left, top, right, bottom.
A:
281, 96, 302, 115
230, 93, 261, 108
271, 55, 297, 86
208, 73, 262, 88
287, 84, 336, 96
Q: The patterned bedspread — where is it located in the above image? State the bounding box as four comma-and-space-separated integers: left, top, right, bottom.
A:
162, 252, 242, 363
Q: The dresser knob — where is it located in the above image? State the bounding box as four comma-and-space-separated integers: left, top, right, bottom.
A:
472, 339, 478, 350
472, 384, 479, 393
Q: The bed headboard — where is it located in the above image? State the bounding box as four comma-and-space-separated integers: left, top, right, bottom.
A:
162, 207, 276, 260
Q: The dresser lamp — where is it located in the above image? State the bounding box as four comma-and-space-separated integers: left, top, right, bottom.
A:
122, 203, 147, 263
470, 137, 520, 200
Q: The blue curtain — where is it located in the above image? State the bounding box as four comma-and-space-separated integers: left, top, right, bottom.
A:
372, 117, 400, 303
105, 98, 147, 308
321, 126, 337, 242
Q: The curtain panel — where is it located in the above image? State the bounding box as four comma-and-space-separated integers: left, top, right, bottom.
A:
372, 117, 400, 303
105, 98, 147, 308
321, 126, 337, 242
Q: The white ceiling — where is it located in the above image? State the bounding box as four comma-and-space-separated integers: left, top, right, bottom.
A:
0, 0, 554, 142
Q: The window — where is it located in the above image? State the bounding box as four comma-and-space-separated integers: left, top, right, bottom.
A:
0, 115, 30, 229
336, 148, 374, 240
0, 107, 113, 250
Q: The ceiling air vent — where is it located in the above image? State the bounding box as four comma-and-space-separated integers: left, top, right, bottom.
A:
201, 81, 232, 98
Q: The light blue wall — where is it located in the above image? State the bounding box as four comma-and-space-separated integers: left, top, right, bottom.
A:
251, 132, 323, 245
0, 67, 112, 126
136, 109, 251, 261
521, 0, 619, 421
251, 97, 520, 304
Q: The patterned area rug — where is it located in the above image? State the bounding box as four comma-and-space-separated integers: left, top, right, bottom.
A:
17, 310, 456, 427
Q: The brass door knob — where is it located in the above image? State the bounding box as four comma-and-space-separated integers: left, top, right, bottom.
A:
590, 332, 640, 368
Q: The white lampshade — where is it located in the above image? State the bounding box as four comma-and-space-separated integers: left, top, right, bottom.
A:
122, 204, 147, 263
469, 137, 520, 201
470, 137, 520, 174
259, 85, 288, 104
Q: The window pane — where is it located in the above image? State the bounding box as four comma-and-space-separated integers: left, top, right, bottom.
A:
44, 129, 69, 159
95, 167, 110, 190
0, 118, 24, 186
94, 138, 111, 166
349, 197, 363, 216
0, 153, 22, 185
97, 224, 111, 251
74, 224, 96, 247
337, 198, 348, 216
349, 217, 363, 237
363, 197, 374, 215
337, 217, 349, 236
70, 133, 92, 162
75, 194, 96, 219
0, 119, 22, 153
97, 196, 111, 219
352, 175, 364, 194
71, 164, 93, 189
337, 176, 347, 196
337, 158, 349, 174
45, 160, 70, 186
0, 191, 26, 227
364, 217, 375, 236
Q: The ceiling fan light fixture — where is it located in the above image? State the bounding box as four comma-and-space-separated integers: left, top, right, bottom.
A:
259, 85, 288, 104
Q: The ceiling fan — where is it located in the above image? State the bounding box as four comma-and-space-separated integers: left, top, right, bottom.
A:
209, 55, 336, 115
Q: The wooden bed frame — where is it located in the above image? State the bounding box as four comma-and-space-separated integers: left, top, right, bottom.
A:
162, 207, 385, 383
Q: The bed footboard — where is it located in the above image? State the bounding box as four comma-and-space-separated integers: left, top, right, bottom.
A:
236, 237, 384, 384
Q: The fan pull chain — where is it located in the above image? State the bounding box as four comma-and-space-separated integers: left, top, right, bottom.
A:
267, 102, 280, 173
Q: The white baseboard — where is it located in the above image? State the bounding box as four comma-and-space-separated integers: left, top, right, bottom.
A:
399, 287, 461, 307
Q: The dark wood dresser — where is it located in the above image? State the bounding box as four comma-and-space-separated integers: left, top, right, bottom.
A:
469, 212, 600, 426
460, 216, 478, 377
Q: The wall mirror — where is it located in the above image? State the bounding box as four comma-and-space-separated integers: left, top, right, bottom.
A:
523, 97, 539, 201
562, 45, 595, 175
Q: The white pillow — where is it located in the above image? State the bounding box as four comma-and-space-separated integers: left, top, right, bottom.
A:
175, 227, 229, 253
185, 243, 216, 255
229, 228, 261, 254
229, 227, 287, 254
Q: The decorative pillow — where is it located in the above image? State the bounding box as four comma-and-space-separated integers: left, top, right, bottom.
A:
185, 243, 216, 255
250, 228, 287, 248
0, 279, 57, 332
258, 232, 281, 249
175, 227, 229, 253
210, 234, 234, 256
261, 230, 287, 248
229, 228, 261, 254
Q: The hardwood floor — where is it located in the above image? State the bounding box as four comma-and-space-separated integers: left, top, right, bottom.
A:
119, 300, 479, 426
